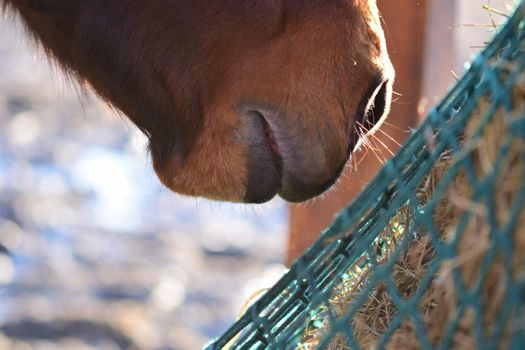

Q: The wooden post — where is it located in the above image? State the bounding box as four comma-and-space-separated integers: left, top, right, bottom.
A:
422, 0, 456, 112
286, 0, 430, 265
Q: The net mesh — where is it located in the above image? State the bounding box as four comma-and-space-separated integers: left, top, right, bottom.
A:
206, 3, 525, 349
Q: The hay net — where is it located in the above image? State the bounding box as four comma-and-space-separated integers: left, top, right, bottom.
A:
207, 3, 525, 350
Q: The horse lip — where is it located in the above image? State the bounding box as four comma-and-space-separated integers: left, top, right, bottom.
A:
242, 110, 283, 203
252, 110, 283, 164
240, 104, 348, 202
237, 103, 286, 163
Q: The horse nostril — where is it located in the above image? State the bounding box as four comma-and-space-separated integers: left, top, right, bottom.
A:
364, 80, 389, 130
355, 76, 391, 138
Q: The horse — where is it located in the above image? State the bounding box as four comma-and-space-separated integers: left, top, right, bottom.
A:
2, 0, 394, 203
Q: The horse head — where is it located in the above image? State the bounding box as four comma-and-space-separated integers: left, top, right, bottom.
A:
5, 0, 394, 203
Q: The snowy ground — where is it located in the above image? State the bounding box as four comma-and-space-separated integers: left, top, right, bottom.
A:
0, 18, 288, 350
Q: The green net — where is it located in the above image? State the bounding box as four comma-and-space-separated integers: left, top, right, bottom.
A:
206, 3, 525, 349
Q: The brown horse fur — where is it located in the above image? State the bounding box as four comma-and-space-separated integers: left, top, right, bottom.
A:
2, 0, 394, 203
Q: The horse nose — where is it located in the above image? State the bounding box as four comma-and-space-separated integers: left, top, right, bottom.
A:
357, 75, 392, 134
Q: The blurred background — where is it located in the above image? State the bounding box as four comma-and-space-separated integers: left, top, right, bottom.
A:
0, 1, 514, 350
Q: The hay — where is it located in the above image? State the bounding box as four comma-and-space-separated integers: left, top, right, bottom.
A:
296, 63, 525, 350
